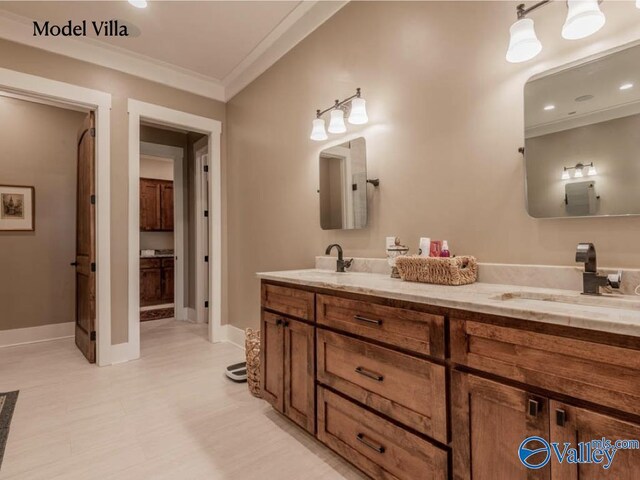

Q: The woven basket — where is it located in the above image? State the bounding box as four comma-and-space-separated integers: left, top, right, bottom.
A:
245, 328, 262, 398
395, 255, 478, 286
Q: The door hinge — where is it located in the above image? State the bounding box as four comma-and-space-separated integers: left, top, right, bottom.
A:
203, 165, 209, 173
204, 255, 209, 262
204, 301, 209, 308
204, 210, 208, 217
91, 262, 96, 272
90, 127, 96, 138
90, 331, 96, 341
90, 194, 96, 205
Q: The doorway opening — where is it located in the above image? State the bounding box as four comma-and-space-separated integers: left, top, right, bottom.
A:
128, 100, 222, 362
0, 93, 102, 364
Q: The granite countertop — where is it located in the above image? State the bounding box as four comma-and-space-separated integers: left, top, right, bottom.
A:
256, 269, 640, 338
140, 254, 175, 258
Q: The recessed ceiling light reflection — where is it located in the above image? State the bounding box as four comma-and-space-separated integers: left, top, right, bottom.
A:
619, 83, 634, 91
544, 105, 556, 111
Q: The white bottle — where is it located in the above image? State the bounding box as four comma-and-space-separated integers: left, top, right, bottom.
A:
419, 237, 431, 257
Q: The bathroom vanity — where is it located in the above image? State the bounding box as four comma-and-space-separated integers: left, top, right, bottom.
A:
257, 268, 640, 480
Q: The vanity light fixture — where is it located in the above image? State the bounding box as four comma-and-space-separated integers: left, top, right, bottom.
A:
506, 0, 619, 64
128, 0, 148, 8
562, 162, 597, 180
310, 88, 368, 141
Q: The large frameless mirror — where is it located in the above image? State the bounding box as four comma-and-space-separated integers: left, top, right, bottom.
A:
524, 43, 640, 218
319, 137, 368, 230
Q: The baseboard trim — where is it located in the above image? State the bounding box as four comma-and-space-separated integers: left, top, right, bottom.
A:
110, 342, 132, 364
0, 322, 75, 348
187, 308, 197, 322
222, 324, 246, 350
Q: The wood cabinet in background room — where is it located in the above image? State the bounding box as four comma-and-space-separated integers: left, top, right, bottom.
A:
140, 257, 174, 306
140, 178, 174, 231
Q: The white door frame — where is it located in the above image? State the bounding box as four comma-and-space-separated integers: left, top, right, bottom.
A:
139, 142, 186, 322
193, 137, 209, 325
0, 67, 112, 366
128, 99, 222, 361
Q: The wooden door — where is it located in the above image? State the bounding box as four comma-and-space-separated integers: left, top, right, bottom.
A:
550, 400, 640, 479
283, 318, 315, 433
451, 372, 550, 480
140, 179, 161, 231
74, 112, 96, 363
260, 311, 284, 412
160, 182, 174, 231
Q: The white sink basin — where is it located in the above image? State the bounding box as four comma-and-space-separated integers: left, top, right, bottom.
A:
492, 291, 640, 311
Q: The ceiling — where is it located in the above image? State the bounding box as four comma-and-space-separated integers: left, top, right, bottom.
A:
0, 1, 346, 101
525, 44, 640, 137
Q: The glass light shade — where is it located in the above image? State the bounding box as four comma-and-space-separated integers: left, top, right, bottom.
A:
128, 0, 147, 8
348, 97, 368, 125
562, 0, 606, 40
328, 109, 347, 134
574, 167, 584, 178
562, 169, 571, 180
588, 165, 597, 176
309, 118, 328, 141
506, 18, 543, 63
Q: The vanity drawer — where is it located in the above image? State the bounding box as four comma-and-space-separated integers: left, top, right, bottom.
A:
316, 294, 445, 358
451, 319, 640, 416
317, 329, 447, 442
317, 387, 448, 480
261, 283, 315, 321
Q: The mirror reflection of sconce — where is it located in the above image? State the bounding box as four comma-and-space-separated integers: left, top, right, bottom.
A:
562, 162, 597, 181
310, 88, 369, 141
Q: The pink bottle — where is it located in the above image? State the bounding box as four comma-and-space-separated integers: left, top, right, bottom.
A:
440, 240, 451, 258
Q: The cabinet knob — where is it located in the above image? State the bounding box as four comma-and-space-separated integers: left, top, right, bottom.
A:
528, 398, 541, 417
556, 409, 567, 427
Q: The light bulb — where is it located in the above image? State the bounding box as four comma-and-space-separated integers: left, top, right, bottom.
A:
309, 118, 328, 141
348, 97, 368, 125
562, 0, 605, 40
328, 109, 347, 134
128, 0, 148, 8
574, 167, 584, 178
562, 169, 571, 180
588, 164, 597, 176
506, 18, 542, 63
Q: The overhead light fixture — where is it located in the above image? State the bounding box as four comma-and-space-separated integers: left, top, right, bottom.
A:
620, 83, 634, 90
544, 104, 556, 111
310, 88, 368, 141
128, 0, 148, 8
506, 18, 542, 63
309, 117, 328, 141
328, 108, 347, 134
562, 0, 606, 40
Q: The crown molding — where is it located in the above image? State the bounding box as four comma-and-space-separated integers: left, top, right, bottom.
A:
0, 2, 348, 102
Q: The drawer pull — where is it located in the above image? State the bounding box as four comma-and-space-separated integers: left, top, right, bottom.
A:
355, 366, 384, 382
356, 433, 386, 454
556, 409, 566, 427
353, 315, 382, 326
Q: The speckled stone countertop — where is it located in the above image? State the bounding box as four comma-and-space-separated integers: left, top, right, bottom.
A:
256, 269, 640, 338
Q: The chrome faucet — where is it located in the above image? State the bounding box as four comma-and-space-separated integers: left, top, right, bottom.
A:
325, 244, 353, 273
575, 243, 622, 295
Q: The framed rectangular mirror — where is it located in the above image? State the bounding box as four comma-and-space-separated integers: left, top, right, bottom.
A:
524, 43, 640, 218
319, 137, 367, 230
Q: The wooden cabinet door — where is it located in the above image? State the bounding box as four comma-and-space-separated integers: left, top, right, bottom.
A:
283, 318, 315, 433
140, 179, 161, 231
261, 311, 285, 412
451, 372, 550, 480
160, 182, 174, 231
161, 265, 174, 302
550, 400, 640, 479
140, 267, 162, 307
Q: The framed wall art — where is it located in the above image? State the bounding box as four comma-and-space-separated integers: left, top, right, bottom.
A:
0, 185, 35, 231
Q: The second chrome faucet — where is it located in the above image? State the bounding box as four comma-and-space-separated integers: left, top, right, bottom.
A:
326, 244, 353, 273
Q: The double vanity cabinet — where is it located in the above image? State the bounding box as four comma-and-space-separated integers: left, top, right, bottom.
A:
259, 277, 640, 480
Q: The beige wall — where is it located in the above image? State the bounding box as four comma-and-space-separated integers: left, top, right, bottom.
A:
226, 1, 640, 329
0, 96, 86, 331
0, 39, 226, 343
